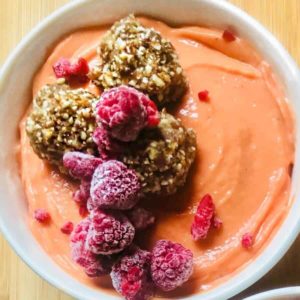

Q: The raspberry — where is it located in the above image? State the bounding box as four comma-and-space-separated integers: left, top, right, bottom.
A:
127, 207, 155, 231
63, 152, 102, 180
191, 194, 215, 240
241, 233, 254, 249
86, 209, 135, 255
151, 240, 193, 291
34, 209, 51, 223
71, 218, 113, 277
93, 126, 124, 159
222, 29, 236, 42
141, 97, 160, 127
111, 246, 153, 300
198, 90, 209, 102
96, 86, 158, 142
90, 160, 141, 210
53, 57, 90, 83
73, 180, 91, 205
61, 221, 74, 234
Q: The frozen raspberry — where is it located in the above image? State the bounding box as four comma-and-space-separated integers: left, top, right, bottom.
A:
127, 207, 155, 231
53, 57, 90, 83
63, 152, 102, 180
241, 233, 254, 249
222, 29, 236, 42
61, 221, 74, 234
151, 240, 193, 291
71, 218, 113, 277
198, 90, 209, 102
141, 97, 160, 127
191, 194, 215, 240
73, 180, 91, 205
111, 246, 153, 300
86, 209, 135, 255
34, 209, 51, 223
96, 86, 158, 142
90, 160, 141, 210
93, 126, 124, 159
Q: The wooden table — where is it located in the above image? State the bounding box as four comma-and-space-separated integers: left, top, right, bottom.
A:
0, 1, 299, 299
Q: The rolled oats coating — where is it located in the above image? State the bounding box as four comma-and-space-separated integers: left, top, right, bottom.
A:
90, 15, 187, 106
121, 110, 196, 195
26, 84, 98, 167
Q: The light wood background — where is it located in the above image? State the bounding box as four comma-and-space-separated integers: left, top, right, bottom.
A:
0, 1, 299, 299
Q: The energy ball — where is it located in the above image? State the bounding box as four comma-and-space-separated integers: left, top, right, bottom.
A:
121, 110, 196, 195
26, 84, 98, 167
90, 15, 187, 106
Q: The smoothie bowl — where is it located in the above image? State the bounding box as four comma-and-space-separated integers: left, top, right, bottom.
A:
0, 0, 300, 299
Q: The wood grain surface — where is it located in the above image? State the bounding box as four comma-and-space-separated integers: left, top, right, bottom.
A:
0, 1, 299, 299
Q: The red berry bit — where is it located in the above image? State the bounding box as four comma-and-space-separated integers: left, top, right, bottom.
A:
34, 209, 51, 223
53, 57, 90, 83
71, 218, 113, 277
96, 85, 159, 142
191, 194, 215, 240
111, 246, 153, 300
86, 209, 135, 255
222, 29, 236, 42
151, 240, 193, 291
73, 180, 90, 205
61, 221, 74, 235
92, 126, 124, 159
63, 152, 102, 180
198, 90, 209, 102
127, 207, 155, 231
212, 216, 223, 230
89, 160, 141, 210
241, 233, 254, 249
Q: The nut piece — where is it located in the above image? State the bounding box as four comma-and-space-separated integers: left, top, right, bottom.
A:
121, 110, 196, 195
26, 84, 98, 167
90, 15, 187, 106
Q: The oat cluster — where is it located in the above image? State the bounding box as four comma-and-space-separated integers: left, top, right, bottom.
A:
90, 15, 187, 106
121, 110, 196, 195
26, 84, 97, 167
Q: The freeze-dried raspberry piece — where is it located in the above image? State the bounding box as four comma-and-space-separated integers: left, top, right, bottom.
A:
151, 240, 193, 291
71, 218, 113, 277
92, 126, 124, 159
222, 29, 236, 42
96, 86, 158, 142
53, 57, 90, 83
241, 233, 254, 249
111, 246, 153, 300
63, 151, 102, 180
126, 207, 155, 231
34, 208, 51, 223
90, 160, 141, 210
73, 180, 91, 205
86, 209, 135, 255
61, 221, 74, 235
198, 90, 209, 102
191, 194, 215, 240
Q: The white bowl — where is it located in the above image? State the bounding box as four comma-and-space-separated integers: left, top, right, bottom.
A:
244, 287, 300, 300
0, 0, 299, 299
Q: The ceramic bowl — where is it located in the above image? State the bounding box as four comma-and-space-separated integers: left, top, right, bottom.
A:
0, 0, 299, 299
244, 287, 300, 300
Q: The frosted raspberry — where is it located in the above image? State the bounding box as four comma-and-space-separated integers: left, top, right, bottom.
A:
90, 160, 141, 210
63, 152, 102, 180
53, 57, 90, 83
73, 180, 91, 204
151, 240, 193, 291
93, 126, 124, 159
241, 233, 254, 249
34, 209, 51, 223
61, 221, 74, 234
141, 97, 160, 127
86, 209, 135, 255
71, 218, 113, 277
191, 194, 215, 240
198, 90, 209, 102
96, 86, 158, 142
111, 246, 153, 300
222, 29, 236, 42
127, 207, 155, 231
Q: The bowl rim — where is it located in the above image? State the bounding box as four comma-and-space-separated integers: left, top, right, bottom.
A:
0, 0, 300, 300
244, 287, 300, 299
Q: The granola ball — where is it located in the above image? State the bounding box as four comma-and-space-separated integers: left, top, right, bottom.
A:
121, 110, 196, 195
90, 15, 187, 106
26, 84, 98, 167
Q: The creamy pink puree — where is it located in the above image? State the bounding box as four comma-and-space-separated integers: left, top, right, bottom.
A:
20, 17, 294, 297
